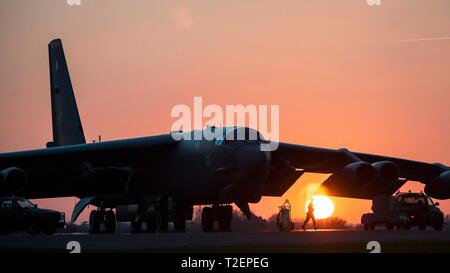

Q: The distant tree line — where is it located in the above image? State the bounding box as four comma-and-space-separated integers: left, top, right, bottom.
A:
66, 209, 450, 233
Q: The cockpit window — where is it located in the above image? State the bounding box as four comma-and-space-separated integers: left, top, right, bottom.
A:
215, 127, 267, 145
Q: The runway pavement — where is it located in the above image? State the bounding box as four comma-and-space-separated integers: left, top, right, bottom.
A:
1, 229, 450, 253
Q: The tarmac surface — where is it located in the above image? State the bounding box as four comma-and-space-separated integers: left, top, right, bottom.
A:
1, 229, 450, 252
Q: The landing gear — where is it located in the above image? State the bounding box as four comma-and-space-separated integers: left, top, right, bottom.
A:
141, 196, 189, 233
217, 205, 233, 230
201, 205, 233, 232
89, 210, 101, 234
159, 204, 169, 232
201, 207, 214, 232
105, 210, 116, 233
89, 209, 116, 234
174, 202, 187, 232
146, 212, 157, 233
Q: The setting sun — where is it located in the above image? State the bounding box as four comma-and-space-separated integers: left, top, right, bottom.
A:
305, 195, 335, 219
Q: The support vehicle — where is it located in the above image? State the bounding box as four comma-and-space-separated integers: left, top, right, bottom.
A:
361, 192, 444, 231
0, 197, 65, 235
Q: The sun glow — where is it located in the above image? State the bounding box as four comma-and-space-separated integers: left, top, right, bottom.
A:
305, 195, 335, 219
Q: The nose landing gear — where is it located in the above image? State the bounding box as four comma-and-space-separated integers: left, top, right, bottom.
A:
136, 196, 191, 233
89, 208, 116, 234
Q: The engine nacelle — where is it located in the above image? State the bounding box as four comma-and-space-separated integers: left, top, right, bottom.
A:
0, 167, 28, 193
320, 161, 404, 199
425, 171, 450, 199
334, 162, 376, 185
372, 161, 399, 183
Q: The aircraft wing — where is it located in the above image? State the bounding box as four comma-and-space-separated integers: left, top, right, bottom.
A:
0, 134, 178, 199
265, 142, 450, 199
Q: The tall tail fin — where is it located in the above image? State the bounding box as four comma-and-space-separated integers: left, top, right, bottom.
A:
47, 39, 86, 148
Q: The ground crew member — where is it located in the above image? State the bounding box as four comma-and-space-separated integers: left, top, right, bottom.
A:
303, 199, 317, 231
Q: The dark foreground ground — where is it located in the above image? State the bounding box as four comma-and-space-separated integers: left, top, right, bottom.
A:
1, 229, 449, 253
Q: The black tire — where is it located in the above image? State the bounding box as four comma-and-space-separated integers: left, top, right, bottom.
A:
43, 226, 56, 235
174, 204, 186, 232
218, 206, 232, 231
418, 217, 427, 230
201, 207, 214, 232
159, 209, 169, 232
27, 222, 40, 235
89, 210, 101, 234
370, 224, 376, 230
416, 209, 426, 231
434, 217, 444, 231
105, 210, 116, 234
131, 221, 142, 233
146, 212, 157, 233
157, 196, 169, 232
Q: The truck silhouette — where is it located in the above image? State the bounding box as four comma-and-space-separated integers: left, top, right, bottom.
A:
361, 192, 444, 231
0, 197, 65, 235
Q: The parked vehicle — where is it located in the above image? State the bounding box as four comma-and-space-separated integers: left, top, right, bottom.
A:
0, 197, 65, 235
361, 192, 444, 231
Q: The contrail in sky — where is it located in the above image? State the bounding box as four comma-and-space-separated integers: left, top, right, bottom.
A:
362, 36, 450, 45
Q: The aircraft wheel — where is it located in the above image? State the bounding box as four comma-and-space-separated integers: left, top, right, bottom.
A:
174, 204, 186, 232
105, 210, 116, 234
158, 209, 169, 232
146, 212, 157, 233
89, 210, 101, 234
218, 205, 232, 231
156, 196, 170, 232
201, 207, 214, 232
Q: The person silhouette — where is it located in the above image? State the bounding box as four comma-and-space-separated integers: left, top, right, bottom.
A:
303, 199, 317, 231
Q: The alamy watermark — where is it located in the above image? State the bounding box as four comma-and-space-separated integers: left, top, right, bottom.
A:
367, 0, 382, 6
66, 0, 81, 6
170, 97, 279, 151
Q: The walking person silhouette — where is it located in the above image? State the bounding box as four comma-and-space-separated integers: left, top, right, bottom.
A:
303, 199, 317, 231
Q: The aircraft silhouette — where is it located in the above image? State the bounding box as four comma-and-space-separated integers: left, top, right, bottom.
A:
1, 39, 448, 233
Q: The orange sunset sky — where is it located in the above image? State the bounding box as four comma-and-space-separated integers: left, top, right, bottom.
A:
0, 0, 449, 223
